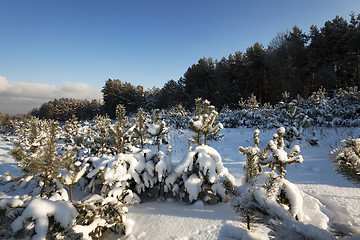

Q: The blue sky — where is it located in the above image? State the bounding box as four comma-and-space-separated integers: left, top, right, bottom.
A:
0, 0, 359, 114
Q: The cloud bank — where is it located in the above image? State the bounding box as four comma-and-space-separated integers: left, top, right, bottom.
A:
0, 76, 102, 115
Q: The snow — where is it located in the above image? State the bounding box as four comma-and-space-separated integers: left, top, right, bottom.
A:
154, 151, 172, 182
184, 174, 202, 202
1, 127, 360, 239
0, 197, 24, 208
127, 200, 243, 240
73, 218, 106, 240
11, 198, 77, 240
278, 178, 304, 221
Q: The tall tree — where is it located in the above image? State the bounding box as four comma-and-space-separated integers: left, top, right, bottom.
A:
102, 79, 141, 118
244, 42, 267, 103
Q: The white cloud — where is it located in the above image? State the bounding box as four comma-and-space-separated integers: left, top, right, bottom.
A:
0, 76, 102, 115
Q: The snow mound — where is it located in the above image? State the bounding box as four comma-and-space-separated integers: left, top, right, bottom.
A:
11, 198, 78, 240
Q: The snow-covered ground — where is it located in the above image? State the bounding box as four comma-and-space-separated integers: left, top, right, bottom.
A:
1, 127, 360, 239
127, 127, 360, 239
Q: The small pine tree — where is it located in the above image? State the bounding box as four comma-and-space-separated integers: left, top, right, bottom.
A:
58, 158, 89, 202
282, 91, 290, 104
93, 115, 112, 156
11, 120, 78, 197
238, 129, 263, 183
111, 104, 129, 154
77, 154, 139, 239
147, 109, 168, 152
330, 137, 360, 185
63, 115, 82, 147
132, 108, 149, 149
165, 145, 234, 204
281, 102, 309, 145
188, 98, 223, 146
259, 127, 303, 178
82, 120, 95, 157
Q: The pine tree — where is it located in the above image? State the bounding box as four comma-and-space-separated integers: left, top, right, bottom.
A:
188, 98, 223, 146
58, 159, 89, 203
111, 104, 128, 154
131, 108, 149, 149
259, 127, 303, 178
77, 154, 139, 239
165, 144, 234, 204
93, 115, 112, 156
11, 120, 78, 197
147, 109, 168, 152
238, 129, 263, 183
330, 137, 360, 185
63, 115, 83, 148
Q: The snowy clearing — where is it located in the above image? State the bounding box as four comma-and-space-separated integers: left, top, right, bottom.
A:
1, 126, 360, 239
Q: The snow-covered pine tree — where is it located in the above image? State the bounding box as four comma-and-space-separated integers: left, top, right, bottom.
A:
282, 91, 290, 104
165, 103, 188, 129
78, 154, 139, 239
147, 109, 168, 151
131, 108, 149, 149
11, 120, 78, 198
246, 93, 260, 109
93, 115, 113, 156
165, 144, 234, 204
137, 147, 172, 198
257, 127, 304, 221
232, 128, 306, 228
236, 129, 264, 230
110, 104, 130, 154
238, 129, 263, 183
163, 98, 230, 204
63, 115, 83, 147
281, 102, 309, 145
130, 109, 172, 198
12, 117, 42, 155
330, 137, 360, 185
5, 119, 85, 239
188, 98, 223, 146
58, 158, 89, 202
11, 198, 80, 240
82, 120, 96, 157
259, 127, 303, 178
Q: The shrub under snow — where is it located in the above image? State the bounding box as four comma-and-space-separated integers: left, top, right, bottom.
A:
11, 198, 78, 240
165, 145, 235, 204
330, 137, 360, 185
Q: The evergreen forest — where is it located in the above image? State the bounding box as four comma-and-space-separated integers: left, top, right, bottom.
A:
24, 13, 360, 120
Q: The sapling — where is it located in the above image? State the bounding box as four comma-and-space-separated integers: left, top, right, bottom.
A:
259, 127, 303, 178
259, 127, 304, 220
165, 145, 234, 204
11, 120, 78, 197
330, 137, 360, 185
282, 102, 309, 145
238, 129, 263, 183
147, 109, 168, 152
93, 115, 112, 156
111, 104, 128, 154
63, 115, 83, 148
58, 158, 89, 202
188, 98, 223, 146
77, 154, 138, 239
132, 108, 149, 149
237, 129, 263, 230
82, 121, 95, 157
233, 127, 305, 229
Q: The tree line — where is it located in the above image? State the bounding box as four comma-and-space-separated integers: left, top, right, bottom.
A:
30, 13, 360, 120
